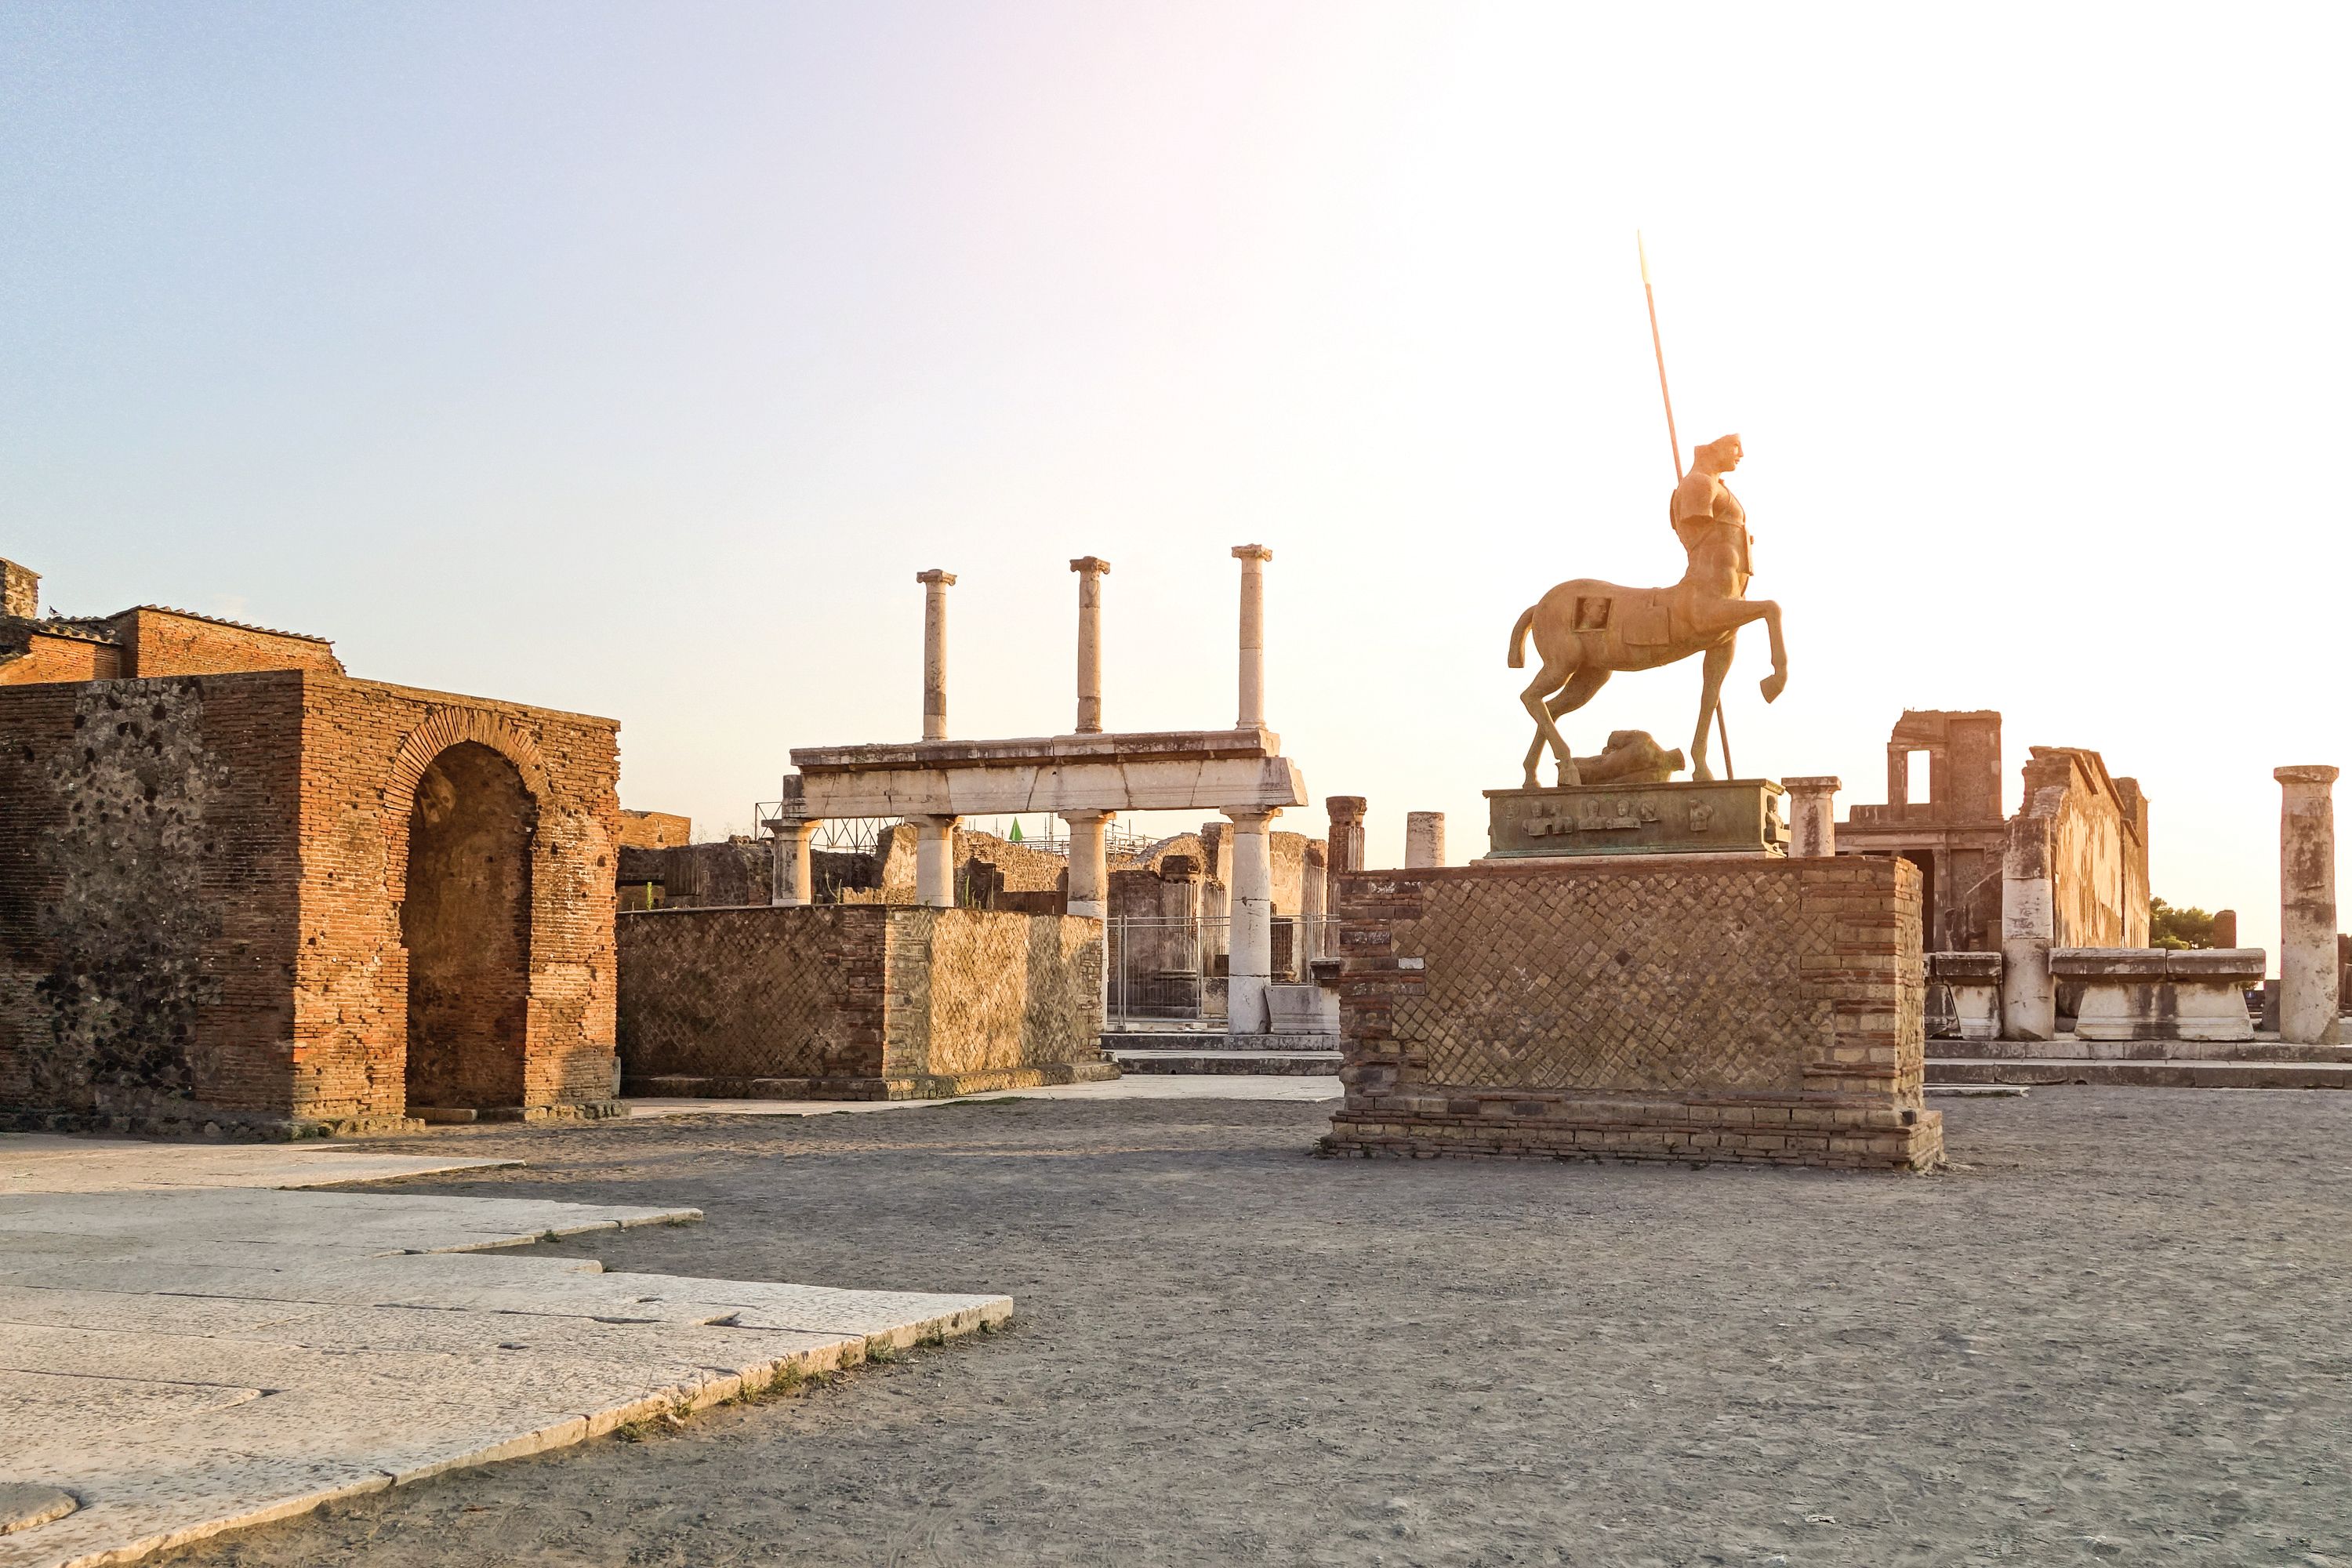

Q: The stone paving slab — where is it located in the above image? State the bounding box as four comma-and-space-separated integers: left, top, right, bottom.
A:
0, 1137, 522, 1195
0, 1133, 1012, 1568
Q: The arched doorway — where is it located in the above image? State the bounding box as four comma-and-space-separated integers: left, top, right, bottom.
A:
402, 742, 535, 1114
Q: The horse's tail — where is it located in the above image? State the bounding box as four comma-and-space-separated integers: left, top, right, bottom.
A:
1506, 604, 1537, 669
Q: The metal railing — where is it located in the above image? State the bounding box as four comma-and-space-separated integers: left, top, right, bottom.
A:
1104, 914, 1336, 1028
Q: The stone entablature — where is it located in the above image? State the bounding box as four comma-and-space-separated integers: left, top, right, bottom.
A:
2049, 948, 2263, 1044
786, 728, 1306, 818
618, 904, 1115, 1100
1321, 856, 1943, 1171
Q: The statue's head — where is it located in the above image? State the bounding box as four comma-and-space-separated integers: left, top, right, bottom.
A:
1695, 434, 1743, 472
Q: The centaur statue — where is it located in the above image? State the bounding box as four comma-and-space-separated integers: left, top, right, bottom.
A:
1505, 432, 1788, 787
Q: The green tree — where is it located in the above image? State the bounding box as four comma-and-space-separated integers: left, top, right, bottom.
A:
2148, 897, 2216, 951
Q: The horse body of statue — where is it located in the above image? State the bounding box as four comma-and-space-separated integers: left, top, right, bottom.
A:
1505, 434, 1788, 788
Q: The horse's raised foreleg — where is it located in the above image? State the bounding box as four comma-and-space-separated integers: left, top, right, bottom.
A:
1520, 653, 1579, 788
1753, 599, 1788, 702
1690, 641, 1733, 782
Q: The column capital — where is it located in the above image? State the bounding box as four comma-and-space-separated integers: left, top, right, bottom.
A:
1057, 808, 1116, 827
1781, 775, 1842, 793
1068, 556, 1112, 575
1325, 795, 1367, 825
1221, 806, 1279, 829
1230, 543, 1273, 563
2277, 765, 2340, 786
765, 815, 821, 841
910, 812, 961, 829
916, 568, 957, 586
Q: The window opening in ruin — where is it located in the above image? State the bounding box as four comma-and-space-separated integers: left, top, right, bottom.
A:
1905, 749, 1931, 807
402, 742, 535, 1113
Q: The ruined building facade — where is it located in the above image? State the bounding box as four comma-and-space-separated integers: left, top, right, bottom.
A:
1839, 710, 2149, 952
0, 557, 622, 1133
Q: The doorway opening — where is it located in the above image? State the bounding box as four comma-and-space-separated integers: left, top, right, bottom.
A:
402, 742, 535, 1113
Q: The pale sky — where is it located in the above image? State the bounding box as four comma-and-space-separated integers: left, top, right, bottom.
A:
3, 4, 2343, 956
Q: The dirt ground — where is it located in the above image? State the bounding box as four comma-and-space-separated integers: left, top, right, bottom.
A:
154, 1090, 2352, 1567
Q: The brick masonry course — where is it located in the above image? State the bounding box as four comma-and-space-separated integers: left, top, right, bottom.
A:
1321, 855, 1944, 1171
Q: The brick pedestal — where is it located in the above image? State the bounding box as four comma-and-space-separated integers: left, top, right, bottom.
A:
1321, 855, 1943, 1171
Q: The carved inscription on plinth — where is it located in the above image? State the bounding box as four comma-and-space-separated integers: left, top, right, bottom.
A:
1483, 779, 1788, 859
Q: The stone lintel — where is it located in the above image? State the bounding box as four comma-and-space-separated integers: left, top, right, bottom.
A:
2051, 946, 2266, 982
789, 753, 1307, 818
1927, 950, 2003, 980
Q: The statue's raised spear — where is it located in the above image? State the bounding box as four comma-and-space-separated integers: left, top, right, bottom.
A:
1636, 232, 1733, 776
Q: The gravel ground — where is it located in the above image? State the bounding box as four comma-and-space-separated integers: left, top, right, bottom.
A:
154, 1089, 2352, 1567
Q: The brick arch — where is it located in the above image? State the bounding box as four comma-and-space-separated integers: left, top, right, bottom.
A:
383, 711, 555, 906
384, 708, 554, 826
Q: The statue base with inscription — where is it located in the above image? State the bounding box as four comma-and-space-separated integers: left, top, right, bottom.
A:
1482, 779, 1788, 860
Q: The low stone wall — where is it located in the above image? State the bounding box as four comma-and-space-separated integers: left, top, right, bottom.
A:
1322, 856, 1943, 1171
1927, 951, 2002, 1041
2050, 948, 2263, 1043
619, 905, 1115, 1099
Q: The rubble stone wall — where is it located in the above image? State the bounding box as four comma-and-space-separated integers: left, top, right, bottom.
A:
1324, 855, 1942, 1171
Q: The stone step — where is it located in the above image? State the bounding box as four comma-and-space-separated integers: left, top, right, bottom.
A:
1109, 1050, 1341, 1076
1102, 1031, 1338, 1051
1928, 1058, 2352, 1090
1931, 1036, 2352, 1064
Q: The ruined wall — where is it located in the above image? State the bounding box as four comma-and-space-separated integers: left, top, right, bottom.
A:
1323, 856, 1940, 1171
0, 676, 303, 1120
618, 810, 691, 850
866, 825, 1069, 909
618, 905, 1108, 1098
111, 608, 344, 678
884, 910, 1104, 1090
2019, 748, 2149, 949
617, 840, 772, 909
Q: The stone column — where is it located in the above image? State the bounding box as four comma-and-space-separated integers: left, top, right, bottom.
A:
2277, 765, 2341, 1045
1069, 556, 1109, 734
1059, 809, 1113, 920
1326, 797, 1367, 874
2212, 909, 2238, 949
1783, 776, 1841, 859
1232, 544, 1272, 730
1223, 808, 1277, 1036
913, 815, 960, 909
768, 818, 819, 907
1999, 815, 2056, 1041
916, 569, 956, 741
1405, 811, 1446, 869
1300, 841, 1327, 958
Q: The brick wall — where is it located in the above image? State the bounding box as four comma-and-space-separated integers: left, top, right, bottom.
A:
0, 668, 619, 1129
619, 905, 1110, 1099
618, 810, 691, 850
112, 608, 344, 678
1323, 855, 1942, 1171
